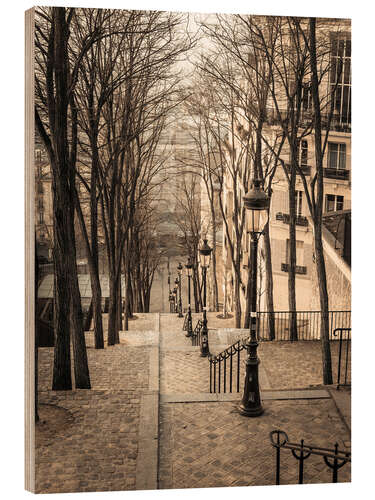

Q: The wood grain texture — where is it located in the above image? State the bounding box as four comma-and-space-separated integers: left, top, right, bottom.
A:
25, 6, 35, 493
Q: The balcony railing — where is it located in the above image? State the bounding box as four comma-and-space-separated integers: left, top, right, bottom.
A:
285, 163, 311, 176
281, 263, 307, 274
324, 168, 350, 181
276, 212, 309, 227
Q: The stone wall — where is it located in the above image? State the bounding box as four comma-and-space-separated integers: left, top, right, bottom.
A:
310, 246, 351, 311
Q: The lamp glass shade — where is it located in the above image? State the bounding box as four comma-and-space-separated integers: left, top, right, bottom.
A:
247, 207, 268, 234
185, 257, 193, 276
199, 239, 212, 269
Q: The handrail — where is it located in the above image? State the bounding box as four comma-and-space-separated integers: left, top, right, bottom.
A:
182, 313, 188, 332
333, 327, 351, 389
270, 430, 350, 484
191, 319, 203, 346
209, 338, 247, 393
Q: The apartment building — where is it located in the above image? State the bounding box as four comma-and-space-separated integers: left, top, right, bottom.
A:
221, 18, 351, 316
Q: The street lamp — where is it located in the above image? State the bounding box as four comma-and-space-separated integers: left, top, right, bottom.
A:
177, 262, 183, 318
199, 239, 212, 357
174, 278, 180, 314
239, 177, 270, 417
173, 285, 178, 313
185, 256, 193, 337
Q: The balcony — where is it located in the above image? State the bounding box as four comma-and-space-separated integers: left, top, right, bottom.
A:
275, 212, 309, 227
281, 263, 307, 275
285, 163, 311, 176
323, 168, 350, 181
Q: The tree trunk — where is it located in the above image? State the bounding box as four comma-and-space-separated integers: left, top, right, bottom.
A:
309, 17, 333, 384
263, 222, 275, 340
107, 268, 118, 345
233, 266, 241, 328
288, 153, 298, 341
314, 226, 333, 384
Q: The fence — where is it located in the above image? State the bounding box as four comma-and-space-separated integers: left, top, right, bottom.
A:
333, 328, 351, 389
191, 319, 203, 347
209, 339, 246, 393
209, 310, 352, 393
270, 430, 351, 485
183, 313, 188, 332
257, 311, 351, 341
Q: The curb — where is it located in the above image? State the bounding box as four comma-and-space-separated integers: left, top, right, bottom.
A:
160, 388, 331, 404
136, 314, 160, 490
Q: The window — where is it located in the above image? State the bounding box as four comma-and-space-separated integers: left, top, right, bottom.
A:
328, 143, 346, 170
330, 34, 351, 124
286, 239, 304, 265
325, 194, 344, 212
300, 140, 308, 166
302, 83, 312, 112
295, 191, 303, 217
38, 211, 44, 224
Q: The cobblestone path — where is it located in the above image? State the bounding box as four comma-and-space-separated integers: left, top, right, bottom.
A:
158, 313, 351, 490
34, 312, 351, 493
36, 342, 151, 493
158, 399, 350, 489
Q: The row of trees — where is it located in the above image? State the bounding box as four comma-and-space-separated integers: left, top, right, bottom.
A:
35, 7, 194, 389
174, 15, 349, 384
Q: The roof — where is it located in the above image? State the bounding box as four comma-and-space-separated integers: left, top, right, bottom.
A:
38, 274, 126, 299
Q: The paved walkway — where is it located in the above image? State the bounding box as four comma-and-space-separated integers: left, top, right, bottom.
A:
157, 313, 351, 490
35, 312, 351, 493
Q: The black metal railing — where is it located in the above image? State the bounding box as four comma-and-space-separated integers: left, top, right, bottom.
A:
276, 212, 309, 227
209, 339, 247, 393
183, 313, 189, 332
285, 163, 312, 176
191, 319, 203, 346
257, 310, 351, 341
323, 168, 350, 181
270, 430, 351, 485
281, 263, 307, 274
209, 311, 351, 393
333, 327, 351, 389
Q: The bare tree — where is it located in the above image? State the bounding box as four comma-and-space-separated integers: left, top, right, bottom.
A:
35, 7, 100, 389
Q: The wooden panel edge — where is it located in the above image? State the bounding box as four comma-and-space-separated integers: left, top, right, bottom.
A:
25, 6, 35, 494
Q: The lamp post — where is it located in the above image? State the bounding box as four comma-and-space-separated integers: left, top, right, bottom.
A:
174, 278, 180, 314
199, 239, 212, 357
239, 177, 270, 417
173, 286, 178, 313
185, 257, 193, 337
177, 262, 183, 318
167, 273, 171, 312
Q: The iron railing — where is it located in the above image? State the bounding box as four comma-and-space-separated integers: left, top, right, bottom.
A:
276, 212, 309, 226
333, 327, 351, 389
281, 263, 307, 274
191, 319, 203, 346
324, 168, 350, 181
208, 311, 351, 393
270, 430, 351, 485
257, 310, 351, 341
183, 313, 189, 332
209, 339, 247, 393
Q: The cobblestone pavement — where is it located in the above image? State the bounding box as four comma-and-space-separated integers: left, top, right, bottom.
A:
36, 342, 150, 493
158, 399, 351, 489
158, 322, 350, 394
260, 340, 351, 389
158, 314, 351, 490
35, 312, 351, 493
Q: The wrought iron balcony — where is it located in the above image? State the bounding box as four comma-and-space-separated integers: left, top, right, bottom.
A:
323, 168, 350, 181
275, 212, 309, 227
281, 263, 307, 274
285, 163, 311, 176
